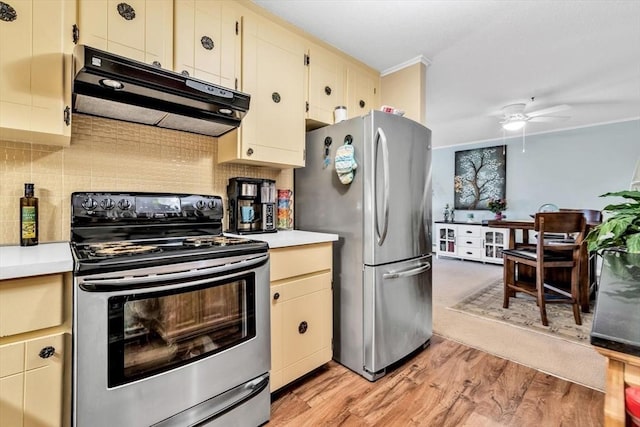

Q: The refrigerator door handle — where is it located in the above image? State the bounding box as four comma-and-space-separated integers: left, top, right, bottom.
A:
382, 262, 431, 279
374, 127, 390, 246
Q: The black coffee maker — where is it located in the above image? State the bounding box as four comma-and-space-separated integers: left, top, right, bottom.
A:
227, 177, 277, 234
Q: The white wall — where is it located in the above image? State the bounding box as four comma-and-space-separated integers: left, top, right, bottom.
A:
432, 119, 640, 223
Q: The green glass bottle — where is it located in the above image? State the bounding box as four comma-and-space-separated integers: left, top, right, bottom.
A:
20, 183, 38, 246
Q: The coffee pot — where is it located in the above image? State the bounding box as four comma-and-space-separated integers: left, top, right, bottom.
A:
227, 177, 277, 234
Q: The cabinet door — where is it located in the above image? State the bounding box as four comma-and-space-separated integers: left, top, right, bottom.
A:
346, 63, 379, 119
24, 335, 64, 427
78, 0, 173, 69
223, 11, 305, 168
0, 374, 24, 427
436, 225, 457, 256
0, 0, 74, 146
306, 43, 345, 125
482, 227, 509, 264
174, 0, 239, 88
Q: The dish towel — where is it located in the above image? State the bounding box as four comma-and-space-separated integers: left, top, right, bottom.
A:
335, 143, 357, 184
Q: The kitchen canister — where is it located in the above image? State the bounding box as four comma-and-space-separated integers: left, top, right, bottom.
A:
277, 189, 293, 230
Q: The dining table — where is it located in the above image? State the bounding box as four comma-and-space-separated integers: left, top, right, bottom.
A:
486, 218, 598, 312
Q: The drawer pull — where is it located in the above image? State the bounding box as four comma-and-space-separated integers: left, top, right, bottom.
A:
298, 321, 308, 334
273, 292, 280, 300
466, 230, 472, 234
39, 346, 55, 359
466, 241, 472, 244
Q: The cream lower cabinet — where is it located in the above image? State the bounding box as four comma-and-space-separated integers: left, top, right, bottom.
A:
0, 0, 75, 146
0, 274, 71, 427
269, 242, 332, 392
0, 334, 66, 427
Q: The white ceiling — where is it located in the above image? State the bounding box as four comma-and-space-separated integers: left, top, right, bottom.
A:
252, 0, 640, 148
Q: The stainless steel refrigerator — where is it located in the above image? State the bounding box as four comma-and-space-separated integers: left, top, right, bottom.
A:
295, 110, 432, 381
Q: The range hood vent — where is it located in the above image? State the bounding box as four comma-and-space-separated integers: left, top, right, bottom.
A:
72, 45, 250, 137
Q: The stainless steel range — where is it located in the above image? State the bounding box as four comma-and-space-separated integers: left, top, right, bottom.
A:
70, 192, 270, 427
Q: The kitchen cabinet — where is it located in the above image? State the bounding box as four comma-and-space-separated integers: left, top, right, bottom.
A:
0, 334, 66, 427
77, 0, 173, 69
217, 9, 306, 168
269, 242, 332, 392
305, 42, 345, 127
174, 0, 240, 89
0, 0, 75, 146
434, 222, 509, 265
0, 273, 71, 427
346, 62, 380, 119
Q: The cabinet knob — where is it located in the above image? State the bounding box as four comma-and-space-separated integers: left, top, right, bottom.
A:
0, 2, 17, 22
201, 36, 215, 51
272, 92, 281, 103
298, 321, 308, 334
116, 2, 136, 20
39, 346, 55, 359
324, 86, 332, 96
181, 70, 190, 77
273, 292, 280, 300
246, 148, 254, 156
359, 100, 365, 109
152, 61, 161, 68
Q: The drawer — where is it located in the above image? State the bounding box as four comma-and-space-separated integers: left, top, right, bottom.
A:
0, 274, 64, 337
457, 225, 481, 237
25, 334, 64, 371
0, 342, 24, 378
458, 247, 483, 260
270, 242, 332, 282
457, 236, 483, 249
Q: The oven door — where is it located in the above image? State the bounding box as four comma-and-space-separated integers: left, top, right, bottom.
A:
73, 253, 270, 427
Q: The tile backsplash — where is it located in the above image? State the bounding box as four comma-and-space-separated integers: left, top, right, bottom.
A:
0, 115, 291, 245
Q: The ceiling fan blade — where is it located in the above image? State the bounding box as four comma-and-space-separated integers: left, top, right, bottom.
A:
529, 116, 571, 122
526, 104, 571, 118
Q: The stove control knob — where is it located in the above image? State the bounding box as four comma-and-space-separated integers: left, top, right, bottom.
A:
118, 199, 132, 210
208, 199, 219, 209
194, 199, 207, 210
82, 197, 98, 211
100, 198, 116, 210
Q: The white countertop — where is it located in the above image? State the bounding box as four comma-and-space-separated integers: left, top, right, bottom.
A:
225, 230, 339, 249
0, 242, 73, 280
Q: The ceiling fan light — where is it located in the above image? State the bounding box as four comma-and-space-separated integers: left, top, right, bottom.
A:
502, 120, 526, 131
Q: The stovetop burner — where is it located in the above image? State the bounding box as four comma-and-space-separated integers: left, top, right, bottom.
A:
70, 192, 270, 275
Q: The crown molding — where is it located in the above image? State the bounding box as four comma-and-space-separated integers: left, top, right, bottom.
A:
381, 55, 432, 76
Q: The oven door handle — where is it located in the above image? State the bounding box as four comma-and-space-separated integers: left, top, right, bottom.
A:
81, 253, 269, 289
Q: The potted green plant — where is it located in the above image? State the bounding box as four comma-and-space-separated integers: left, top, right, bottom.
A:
585, 190, 640, 253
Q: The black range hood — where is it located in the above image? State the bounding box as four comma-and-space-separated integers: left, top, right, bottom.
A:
72, 45, 250, 137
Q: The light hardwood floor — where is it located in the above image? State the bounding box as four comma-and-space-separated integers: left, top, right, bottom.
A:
269, 334, 604, 426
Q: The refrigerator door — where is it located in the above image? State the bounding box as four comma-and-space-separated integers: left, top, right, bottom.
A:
363, 111, 432, 266
363, 254, 432, 376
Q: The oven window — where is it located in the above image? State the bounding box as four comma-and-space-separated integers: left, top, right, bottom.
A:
107, 274, 256, 387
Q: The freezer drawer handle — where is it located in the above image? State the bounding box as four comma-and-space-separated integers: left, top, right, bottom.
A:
382, 262, 431, 279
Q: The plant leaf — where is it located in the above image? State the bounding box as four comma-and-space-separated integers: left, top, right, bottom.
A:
600, 190, 640, 201
626, 232, 640, 253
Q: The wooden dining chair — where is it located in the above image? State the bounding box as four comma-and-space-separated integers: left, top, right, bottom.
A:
502, 212, 587, 326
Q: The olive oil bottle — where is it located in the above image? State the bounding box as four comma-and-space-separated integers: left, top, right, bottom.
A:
20, 183, 38, 246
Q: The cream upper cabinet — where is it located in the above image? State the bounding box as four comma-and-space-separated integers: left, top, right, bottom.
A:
174, 0, 240, 89
218, 10, 306, 168
305, 42, 345, 127
77, 0, 173, 69
0, 0, 75, 146
346, 62, 380, 119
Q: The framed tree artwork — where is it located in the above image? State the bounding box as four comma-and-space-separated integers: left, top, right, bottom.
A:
454, 145, 506, 210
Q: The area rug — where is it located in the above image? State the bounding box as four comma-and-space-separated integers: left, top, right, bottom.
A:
448, 278, 593, 346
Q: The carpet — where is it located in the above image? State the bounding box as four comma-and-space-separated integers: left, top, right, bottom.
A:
448, 278, 593, 346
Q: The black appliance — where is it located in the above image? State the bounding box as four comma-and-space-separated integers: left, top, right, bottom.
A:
70, 192, 270, 427
227, 177, 277, 234
72, 45, 250, 137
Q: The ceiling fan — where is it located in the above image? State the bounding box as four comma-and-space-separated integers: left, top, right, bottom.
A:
497, 101, 571, 131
